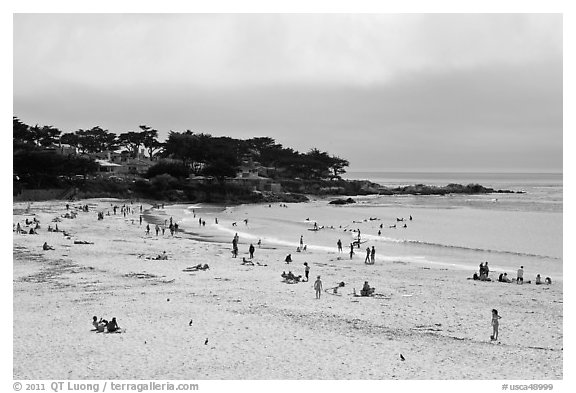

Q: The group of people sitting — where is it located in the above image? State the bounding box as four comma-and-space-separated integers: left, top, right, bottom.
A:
535, 274, 552, 285
473, 262, 491, 281
92, 316, 120, 333
61, 211, 78, 219
281, 271, 303, 282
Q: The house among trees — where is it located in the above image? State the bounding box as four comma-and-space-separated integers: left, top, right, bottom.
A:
234, 160, 282, 192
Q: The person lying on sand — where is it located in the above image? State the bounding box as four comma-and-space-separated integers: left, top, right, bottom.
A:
185, 264, 210, 271
42, 242, 54, 251
256, 262, 268, 266
281, 271, 302, 282
154, 251, 168, 260
74, 240, 94, 244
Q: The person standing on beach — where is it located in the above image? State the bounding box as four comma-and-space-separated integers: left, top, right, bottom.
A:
300, 235, 304, 249
314, 276, 322, 299
304, 262, 310, 281
371, 246, 376, 263
337, 239, 342, 252
517, 266, 524, 284
139, 215, 142, 225
155, 224, 160, 236
364, 247, 371, 263
491, 309, 502, 340
349, 243, 354, 259
146, 224, 150, 235
249, 244, 255, 259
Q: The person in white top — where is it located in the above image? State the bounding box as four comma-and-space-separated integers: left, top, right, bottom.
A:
516, 266, 524, 284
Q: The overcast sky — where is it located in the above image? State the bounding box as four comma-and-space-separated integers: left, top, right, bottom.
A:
13, 13, 562, 172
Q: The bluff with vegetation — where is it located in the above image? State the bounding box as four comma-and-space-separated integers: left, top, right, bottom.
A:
13, 116, 519, 202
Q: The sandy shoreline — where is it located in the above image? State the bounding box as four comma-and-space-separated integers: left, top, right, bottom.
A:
13, 198, 562, 379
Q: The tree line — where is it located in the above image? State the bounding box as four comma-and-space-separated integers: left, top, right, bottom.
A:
13, 116, 349, 189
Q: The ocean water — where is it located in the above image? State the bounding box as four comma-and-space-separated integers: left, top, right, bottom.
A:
342, 172, 563, 276
170, 172, 563, 281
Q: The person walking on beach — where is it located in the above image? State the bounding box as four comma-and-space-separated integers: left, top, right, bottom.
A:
146, 224, 150, 235
364, 247, 371, 263
517, 266, 524, 284
371, 246, 376, 263
349, 243, 354, 259
249, 244, 255, 259
491, 309, 502, 340
314, 276, 323, 299
304, 262, 310, 282
337, 239, 342, 252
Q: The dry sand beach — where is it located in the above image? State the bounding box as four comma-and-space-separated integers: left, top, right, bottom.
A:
13, 199, 562, 380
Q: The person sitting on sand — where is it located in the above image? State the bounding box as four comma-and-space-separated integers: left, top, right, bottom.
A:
285, 254, 292, 263
281, 271, 287, 279
106, 317, 119, 333
241, 257, 254, 266
29, 228, 37, 235
535, 274, 543, 285
360, 281, 375, 297
95, 318, 108, 333
92, 316, 100, 331
545, 277, 552, 285
42, 242, 54, 251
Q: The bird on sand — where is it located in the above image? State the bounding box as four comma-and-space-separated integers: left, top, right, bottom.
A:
189, 319, 193, 326
204, 338, 209, 345
400, 354, 405, 361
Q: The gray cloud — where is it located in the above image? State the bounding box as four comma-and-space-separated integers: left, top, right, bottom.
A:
13, 13, 562, 172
